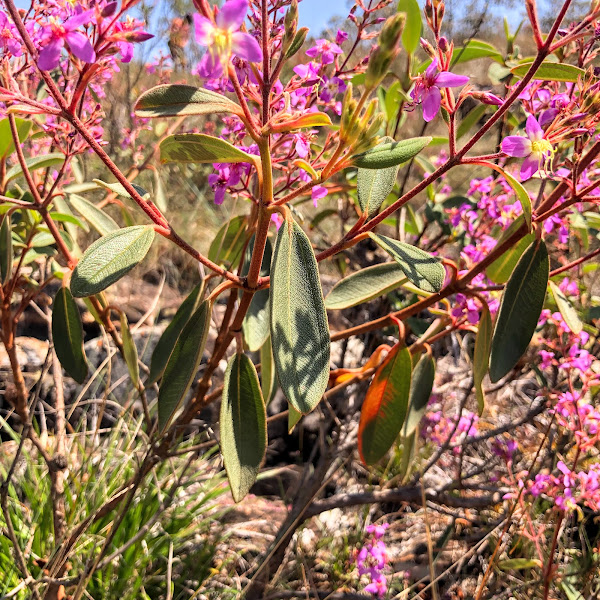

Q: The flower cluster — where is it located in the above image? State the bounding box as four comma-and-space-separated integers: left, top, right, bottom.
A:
355, 523, 389, 597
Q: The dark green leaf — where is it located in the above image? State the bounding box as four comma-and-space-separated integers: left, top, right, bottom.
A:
358, 138, 399, 217
5, 153, 65, 183
260, 337, 276, 404
158, 301, 211, 429
160, 134, 256, 164
148, 282, 205, 384
359, 343, 412, 465
489, 238, 549, 383
270, 219, 330, 414
352, 137, 432, 169
285, 27, 309, 58
486, 232, 535, 284
134, 84, 242, 118
457, 104, 488, 139
325, 262, 407, 310
52, 287, 88, 384
402, 353, 435, 437
208, 215, 248, 267
369, 233, 445, 292
220, 353, 267, 502
0, 214, 13, 285
70, 226, 155, 297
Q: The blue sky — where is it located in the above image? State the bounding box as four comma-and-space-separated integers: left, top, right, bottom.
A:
298, 0, 349, 33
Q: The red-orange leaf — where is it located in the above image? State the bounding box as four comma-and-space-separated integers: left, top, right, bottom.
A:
358, 343, 412, 465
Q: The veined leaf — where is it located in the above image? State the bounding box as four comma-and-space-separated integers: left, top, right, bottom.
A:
134, 84, 243, 118
358, 137, 399, 217
473, 302, 492, 415
402, 352, 434, 437
0, 215, 13, 285
208, 215, 248, 268
325, 262, 407, 310
352, 137, 432, 169
398, 0, 422, 54
5, 153, 65, 183
453, 39, 503, 64
69, 194, 119, 236
489, 238, 549, 383
52, 287, 88, 384
158, 301, 211, 430
242, 236, 272, 352
359, 343, 412, 465
487, 232, 535, 284
288, 404, 302, 432
220, 353, 267, 502
369, 233, 445, 292
70, 226, 155, 297
160, 133, 256, 164
270, 219, 330, 414
285, 27, 308, 59
148, 282, 205, 384
260, 337, 276, 404
549, 280, 583, 335
511, 61, 584, 82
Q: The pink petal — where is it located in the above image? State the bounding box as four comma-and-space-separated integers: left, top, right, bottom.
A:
194, 14, 215, 45
65, 9, 95, 31
425, 57, 438, 80
520, 155, 539, 180
525, 114, 543, 141
65, 31, 96, 63
197, 51, 223, 79
501, 136, 532, 158
422, 86, 441, 122
434, 71, 469, 88
37, 38, 63, 70
231, 31, 262, 63
216, 0, 248, 31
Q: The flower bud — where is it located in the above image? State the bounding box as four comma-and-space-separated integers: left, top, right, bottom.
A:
284, 0, 298, 41
438, 36, 449, 52
101, 1, 118, 18
470, 90, 503, 106
378, 12, 405, 53
364, 13, 405, 89
419, 37, 436, 58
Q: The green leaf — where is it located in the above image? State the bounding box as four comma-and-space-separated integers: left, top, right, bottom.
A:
70, 226, 155, 297
270, 219, 330, 414
208, 215, 248, 267
52, 287, 88, 384
457, 104, 488, 139
288, 404, 302, 432
369, 233, 445, 293
325, 262, 407, 310
473, 302, 492, 415
160, 134, 256, 164
486, 232, 536, 284
489, 238, 549, 383
452, 39, 504, 64
148, 282, 205, 384
498, 558, 542, 571
120, 312, 139, 387
158, 301, 211, 430
134, 84, 243, 118
285, 27, 308, 59
242, 236, 272, 352
357, 138, 399, 217
511, 61, 584, 82
397, 0, 422, 54
93, 179, 150, 201
48, 212, 89, 231
220, 353, 267, 502
488, 164, 532, 231
260, 337, 276, 404
402, 353, 435, 437
0, 118, 32, 158
352, 137, 432, 169
0, 214, 13, 285
549, 280, 583, 335
5, 153, 65, 183
69, 194, 119, 237
358, 343, 412, 465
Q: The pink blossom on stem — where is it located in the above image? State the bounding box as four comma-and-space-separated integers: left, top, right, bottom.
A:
0, 11, 22, 56
306, 39, 343, 65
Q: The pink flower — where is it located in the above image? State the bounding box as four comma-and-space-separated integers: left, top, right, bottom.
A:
311, 185, 327, 207
411, 58, 469, 122
38, 9, 96, 70
0, 11, 22, 56
194, 0, 262, 79
501, 115, 555, 180
306, 39, 343, 65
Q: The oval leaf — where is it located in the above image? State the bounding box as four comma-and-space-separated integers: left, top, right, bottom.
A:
69, 194, 119, 237
549, 280, 583, 335
160, 134, 256, 164
0, 117, 32, 158
120, 312, 139, 387
260, 337, 276, 404
487, 232, 535, 284
402, 353, 435, 437
148, 282, 204, 384
358, 343, 412, 465
208, 215, 248, 267
352, 136, 432, 169
70, 226, 155, 297
369, 233, 445, 292
220, 353, 267, 503
489, 238, 549, 383
0, 214, 13, 285
486, 163, 532, 231
473, 302, 492, 415
135, 84, 242, 118
52, 287, 88, 384
5, 153, 65, 183
93, 179, 150, 201
511, 61, 584, 82
398, 0, 422, 54
358, 148, 399, 217
158, 301, 211, 430
270, 219, 330, 414
325, 262, 407, 310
